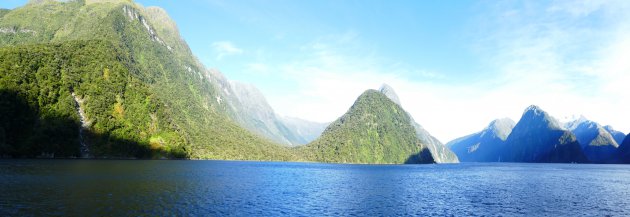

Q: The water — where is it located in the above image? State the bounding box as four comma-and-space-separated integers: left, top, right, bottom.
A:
1, 160, 629, 216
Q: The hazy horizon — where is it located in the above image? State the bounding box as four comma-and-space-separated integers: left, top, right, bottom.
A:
3, 0, 629, 143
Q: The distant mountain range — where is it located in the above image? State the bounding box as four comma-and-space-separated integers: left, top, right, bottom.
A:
0, 0, 627, 164
221, 80, 327, 146
448, 106, 627, 163
0, 0, 451, 163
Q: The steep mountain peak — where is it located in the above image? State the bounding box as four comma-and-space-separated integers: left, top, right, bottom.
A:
485, 118, 516, 140
523, 105, 544, 116
564, 117, 612, 146
590, 128, 619, 147
144, 6, 179, 34
363, 88, 381, 96
504, 105, 588, 163
301, 88, 435, 164
447, 118, 515, 162
558, 114, 582, 123
564, 115, 597, 131
604, 125, 626, 145
565, 116, 619, 162
378, 83, 401, 105
487, 118, 515, 130
376, 84, 458, 163
604, 125, 618, 132
520, 105, 563, 130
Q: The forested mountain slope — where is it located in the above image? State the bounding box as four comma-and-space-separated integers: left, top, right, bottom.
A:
0, 0, 298, 160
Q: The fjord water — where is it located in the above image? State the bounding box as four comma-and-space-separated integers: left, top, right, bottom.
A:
1, 161, 629, 216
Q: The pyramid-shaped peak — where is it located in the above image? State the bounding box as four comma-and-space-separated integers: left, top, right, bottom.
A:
524, 105, 544, 115
522, 105, 553, 119
520, 105, 563, 130
485, 118, 516, 140
564, 115, 600, 131
487, 118, 516, 130
378, 83, 401, 105
571, 115, 590, 125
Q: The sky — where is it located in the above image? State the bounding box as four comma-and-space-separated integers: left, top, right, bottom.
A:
3, 0, 630, 143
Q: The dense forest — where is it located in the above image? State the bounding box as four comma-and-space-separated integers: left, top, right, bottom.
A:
0, 40, 197, 158
0, 0, 448, 163
300, 90, 434, 164
0, 0, 300, 160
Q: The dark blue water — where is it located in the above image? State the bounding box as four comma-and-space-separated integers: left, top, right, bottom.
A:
1, 160, 629, 216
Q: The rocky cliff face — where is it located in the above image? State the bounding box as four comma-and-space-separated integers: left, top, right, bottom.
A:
447, 118, 515, 162
378, 84, 459, 163
565, 117, 619, 163
603, 125, 626, 145
501, 105, 588, 163
0, 0, 299, 160
618, 134, 630, 163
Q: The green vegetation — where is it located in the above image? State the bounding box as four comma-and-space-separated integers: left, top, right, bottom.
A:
0, 0, 299, 160
0, 0, 434, 163
0, 40, 184, 158
0, 9, 10, 18
299, 90, 434, 164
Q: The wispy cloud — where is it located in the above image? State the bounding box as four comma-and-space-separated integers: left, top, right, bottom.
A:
261, 31, 460, 139
469, 0, 630, 133
211, 41, 243, 60
262, 1, 630, 142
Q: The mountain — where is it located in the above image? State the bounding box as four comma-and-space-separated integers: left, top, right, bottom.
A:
279, 116, 328, 145
378, 84, 459, 163
604, 125, 626, 145
378, 84, 401, 105
501, 105, 588, 163
220, 81, 298, 146
300, 90, 435, 164
447, 118, 515, 162
565, 117, 619, 163
223, 80, 327, 146
410, 121, 459, 163
0, 0, 299, 160
618, 134, 630, 163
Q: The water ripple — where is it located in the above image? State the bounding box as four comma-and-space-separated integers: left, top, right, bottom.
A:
1, 160, 630, 216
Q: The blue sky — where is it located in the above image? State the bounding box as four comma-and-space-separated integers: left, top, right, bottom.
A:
3, 0, 630, 142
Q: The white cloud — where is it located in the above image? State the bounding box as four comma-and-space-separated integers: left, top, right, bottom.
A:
211, 41, 243, 60
263, 31, 471, 141
470, 0, 630, 135
260, 1, 630, 143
